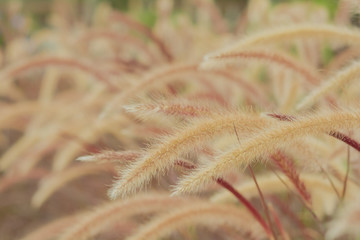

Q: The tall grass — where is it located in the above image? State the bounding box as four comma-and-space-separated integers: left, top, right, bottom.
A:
1, 0, 360, 239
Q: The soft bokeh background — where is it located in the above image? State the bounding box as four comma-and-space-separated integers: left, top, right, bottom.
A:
0, 0, 342, 49
1, 0, 360, 240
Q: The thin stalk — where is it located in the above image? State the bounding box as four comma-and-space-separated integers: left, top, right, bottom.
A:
232, 124, 276, 239
270, 167, 321, 226
248, 165, 277, 240
320, 165, 341, 200
216, 178, 273, 238
342, 145, 350, 200
174, 160, 273, 238
268, 205, 290, 240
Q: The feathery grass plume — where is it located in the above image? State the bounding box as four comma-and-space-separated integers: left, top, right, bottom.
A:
174, 109, 360, 195
201, 49, 320, 85
19, 214, 84, 240
0, 55, 116, 89
268, 112, 360, 153
77, 150, 141, 164
52, 116, 130, 171
127, 203, 266, 240
107, 65, 269, 116
205, 24, 360, 59
297, 59, 360, 110
58, 194, 197, 240
123, 101, 215, 119
3, 1, 360, 239
108, 112, 278, 199
271, 151, 312, 206
31, 163, 114, 208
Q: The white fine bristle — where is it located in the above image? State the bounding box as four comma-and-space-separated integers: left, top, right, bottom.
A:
76, 155, 96, 162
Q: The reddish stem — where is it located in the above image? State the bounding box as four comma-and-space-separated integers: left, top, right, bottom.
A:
6, 57, 117, 90
248, 165, 277, 240
269, 205, 290, 240
268, 113, 360, 152
216, 178, 273, 237
329, 131, 360, 153
342, 145, 350, 200
270, 152, 312, 206
174, 160, 272, 237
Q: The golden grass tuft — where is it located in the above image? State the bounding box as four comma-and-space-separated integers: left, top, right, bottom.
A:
3, 1, 360, 239
174, 109, 360, 195
109, 112, 277, 199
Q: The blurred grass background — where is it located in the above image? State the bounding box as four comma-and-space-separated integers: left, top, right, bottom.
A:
0, 0, 341, 48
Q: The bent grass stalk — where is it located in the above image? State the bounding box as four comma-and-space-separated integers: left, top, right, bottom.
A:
268, 113, 360, 153
174, 109, 360, 195
5, 2, 360, 239
0, 56, 116, 89
205, 24, 360, 59
58, 194, 197, 240
19, 214, 84, 240
297, 59, 360, 110
84, 147, 272, 235
126, 204, 267, 240
31, 163, 114, 208
202, 49, 320, 85
109, 113, 276, 199
175, 159, 272, 237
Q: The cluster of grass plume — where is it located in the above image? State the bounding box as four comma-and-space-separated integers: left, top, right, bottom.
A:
1, 0, 360, 239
